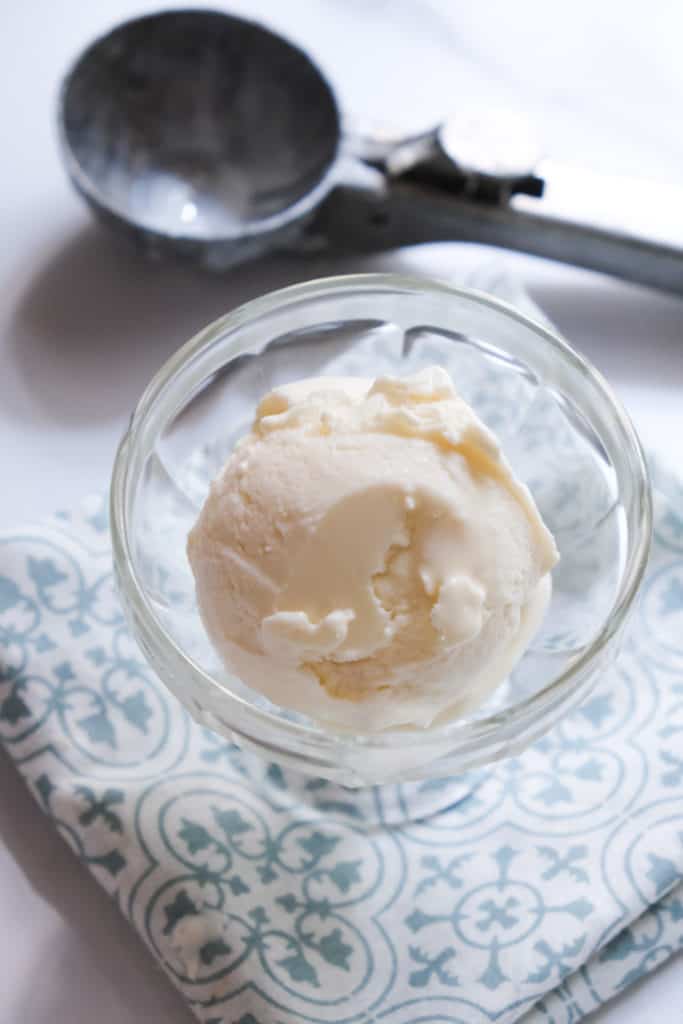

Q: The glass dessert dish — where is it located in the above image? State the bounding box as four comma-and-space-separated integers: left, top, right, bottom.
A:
110, 274, 651, 802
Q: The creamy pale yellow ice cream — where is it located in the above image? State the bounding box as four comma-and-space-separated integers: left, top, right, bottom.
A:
187, 366, 558, 731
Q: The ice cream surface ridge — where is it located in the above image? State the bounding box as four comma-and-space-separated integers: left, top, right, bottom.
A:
187, 366, 558, 730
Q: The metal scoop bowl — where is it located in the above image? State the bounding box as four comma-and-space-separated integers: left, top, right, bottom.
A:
59, 9, 340, 268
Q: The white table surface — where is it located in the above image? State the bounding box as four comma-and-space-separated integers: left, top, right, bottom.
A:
2, 1, 683, 1020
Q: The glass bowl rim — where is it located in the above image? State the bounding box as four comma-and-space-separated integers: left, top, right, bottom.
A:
110, 271, 652, 749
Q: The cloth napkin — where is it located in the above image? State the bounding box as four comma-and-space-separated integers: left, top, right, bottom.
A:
2, 283, 683, 1024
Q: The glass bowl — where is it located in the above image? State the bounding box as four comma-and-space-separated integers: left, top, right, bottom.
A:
110, 273, 651, 797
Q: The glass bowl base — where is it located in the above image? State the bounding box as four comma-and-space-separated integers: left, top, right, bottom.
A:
230, 743, 484, 826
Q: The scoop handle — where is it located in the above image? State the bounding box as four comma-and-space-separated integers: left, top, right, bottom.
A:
312, 170, 683, 295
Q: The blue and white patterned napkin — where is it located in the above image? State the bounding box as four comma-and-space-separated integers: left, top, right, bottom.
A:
2, 471, 683, 1024
2, 298, 683, 1024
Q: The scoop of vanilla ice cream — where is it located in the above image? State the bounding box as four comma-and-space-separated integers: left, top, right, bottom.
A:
187, 366, 558, 731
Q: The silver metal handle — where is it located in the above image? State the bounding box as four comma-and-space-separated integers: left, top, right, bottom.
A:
314, 176, 683, 295
315, 113, 683, 295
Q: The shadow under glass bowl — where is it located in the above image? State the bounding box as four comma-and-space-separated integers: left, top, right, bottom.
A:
110, 274, 651, 790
